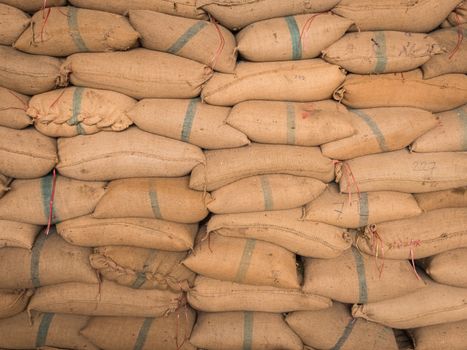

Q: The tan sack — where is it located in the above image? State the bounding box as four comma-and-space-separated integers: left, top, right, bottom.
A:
0, 87, 31, 129
415, 187, 467, 211
190, 311, 303, 350
27, 87, 135, 137
0, 289, 33, 319
422, 248, 467, 288
286, 302, 398, 350
183, 233, 300, 289
334, 69, 467, 113
130, 10, 235, 73
236, 13, 353, 62
57, 215, 198, 251
0, 175, 105, 225
0, 126, 56, 179
190, 143, 334, 191
0, 4, 29, 45
28, 280, 182, 317
14, 7, 139, 56
202, 59, 346, 106
90, 246, 195, 291
0, 220, 41, 249
448, 1, 467, 25
60, 49, 212, 99
411, 105, 467, 152
188, 275, 331, 313
0, 312, 97, 350
126, 98, 249, 149
0, 0, 66, 12
0, 174, 8, 199
409, 319, 467, 350
57, 127, 205, 181
207, 208, 351, 258
337, 149, 467, 193
321, 107, 438, 160
80, 309, 197, 350
0, 46, 61, 95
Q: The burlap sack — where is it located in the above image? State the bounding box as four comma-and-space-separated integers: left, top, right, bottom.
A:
0, 0, 66, 12
190, 143, 334, 191
60, 49, 212, 99
208, 174, 326, 214
415, 187, 467, 211
0, 312, 97, 350
236, 13, 353, 62
0, 220, 41, 249
0, 87, 31, 129
90, 246, 195, 291
0, 174, 8, 198
126, 98, 249, 149
80, 309, 197, 350
321, 107, 438, 160
68, 0, 206, 19
411, 105, 467, 152
0, 231, 98, 289
183, 233, 300, 289
0, 289, 33, 319
0, 175, 105, 225
190, 311, 303, 350
188, 275, 331, 313
304, 184, 422, 228
207, 208, 351, 258
409, 319, 467, 350
422, 248, 467, 288
286, 302, 398, 350
14, 7, 139, 56
334, 69, 467, 113
448, 1, 467, 25
332, 0, 461, 32
0, 126, 56, 179
57, 127, 205, 181
337, 149, 467, 193
27, 87, 135, 137
202, 59, 346, 106
226, 100, 354, 146
0, 3, 29, 45
0, 46, 61, 95
28, 280, 182, 317
197, 0, 341, 30
57, 215, 198, 251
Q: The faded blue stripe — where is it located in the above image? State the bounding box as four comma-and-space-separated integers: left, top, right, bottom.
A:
260, 176, 274, 210
456, 106, 467, 150
181, 98, 199, 142
235, 239, 256, 283
167, 21, 208, 54
131, 272, 147, 289
332, 318, 357, 350
134, 318, 154, 350
285, 16, 302, 60
243, 311, 254, 350
35, 313, 54, 347
286, 102, 296, 144
351, 109, 389, 152
351, 246, 368, 304
149, 189, 162, 219
68, 7, 89, 52
31, 232, 49, 288
40, 173, 57, 223
373, 31, 387, 73
67, 87, 84, 126
358, 192, 369, 227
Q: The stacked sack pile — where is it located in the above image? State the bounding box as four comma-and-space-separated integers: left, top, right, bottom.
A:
0, 0, 466, 349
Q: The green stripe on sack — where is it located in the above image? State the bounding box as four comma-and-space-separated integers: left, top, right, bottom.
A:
285, 16, 302, 60
332, 318, 357, 350
373, 31, 387, 73
134, 318, 154, 350
181, 98, 199, 142
234, 239, 256, 284
35, 313, 54, 348
131, 272, 147, 289
351, 109, 389, 152
243, 311, 254, 350
351, 246, 368, 304
41, 173, 57, 223
456, 106, 467, 150
67, 7, 89, 52
260, 176, 274, 211
358, 192, 369, 227
131, 250, 159, 289
286, 102, 296, 144
68, 87, 87, 135
167, 21, 208, 54
148, 189, 163, 220
31, 232, 50, 288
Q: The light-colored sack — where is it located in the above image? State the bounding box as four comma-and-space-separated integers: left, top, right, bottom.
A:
93, 177, 208, 224
286, 302, 398, 350
183, 233, 300, 289
321, 107, 438, 160
90, 246, 195, 291
0, 220, 41, 249
130, 10, 236, 73
0, 289, 33, 319
334, 69, 467, 113
0, 0, 66, 12
202, 59, 346, 106
0, 175, 105, 225
57, 215, 198, 251
0, 87, 31, 129
0, 4, 29, 45
126, 98, 249, 149
197, 0, 341, 30
304, 183, 422, 228
190, 143, 334, 191
0, 46, 61, 95
28, 280, 182, 317
448, 1, 467, 25
332, 0, 461, 32
422, 248, 467, 288
80, 310, 197, 350
0, 312, 97, 350
337, 149, 467, 193
411, 105, 467, 152
415, 187, 467, 211
0, 174, 8, 199
27, 87, 135, 137
0, 126, 56, 179
208, 174, 326, 214
14, 7, 139, 56
190, 311, 303, 350
356, 208, 467, 260
57, 127, 205, 181
323, 31, 442, 74
409, 319, 467, 350
188, 275, 331, 313
60, 49, 212, 99
236, 13, 353, 62
207, 208, 351, 258
226, 100, 354, 146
